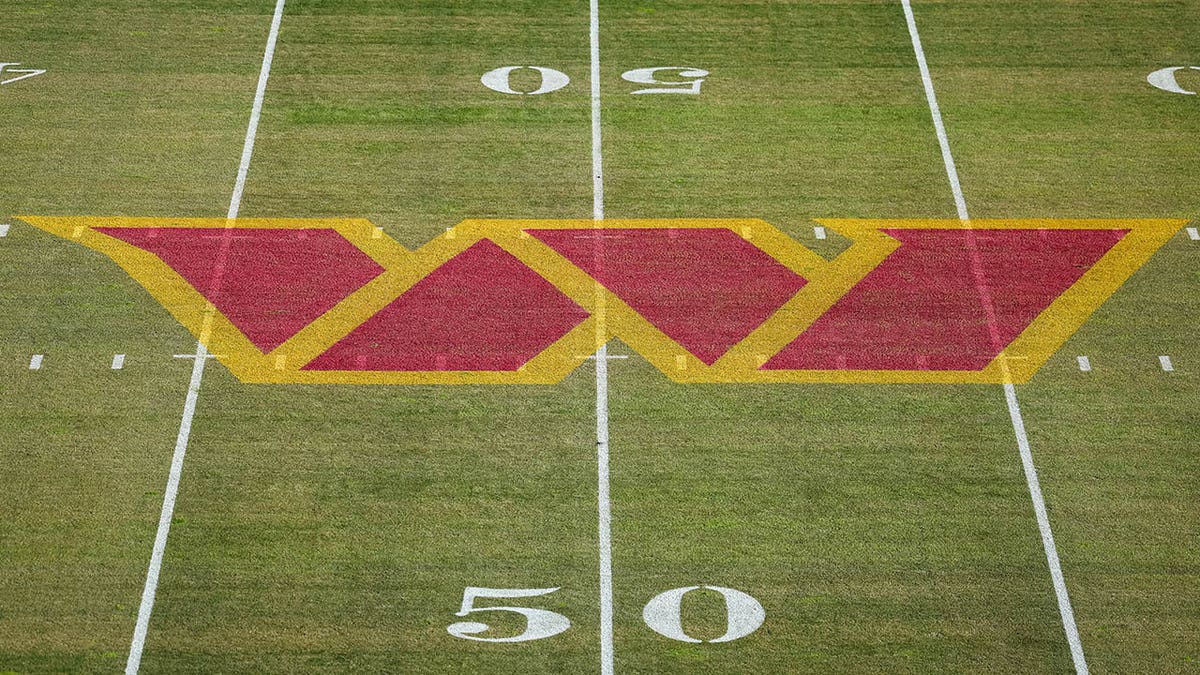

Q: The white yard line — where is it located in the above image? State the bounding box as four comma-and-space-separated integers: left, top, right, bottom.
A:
589, 1, 615, 674
900, 2, 1089, 673
125, 1, 286, 672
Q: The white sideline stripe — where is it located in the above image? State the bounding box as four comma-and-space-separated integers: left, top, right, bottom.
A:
1187, 227, 1199, 241
589, 2, 614, 674
901, 2, 1088, 673
125, 2, 286, 673
0, 223, 10, 237
28, 354, 43, 370
112, 354, 126, 370
1076, 356, 1091, 372
1159, 355, 1174, 372
813, 225, 827, 240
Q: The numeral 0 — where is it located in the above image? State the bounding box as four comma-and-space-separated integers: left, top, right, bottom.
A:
447, 584, 764, 644
480, 65, 708, 95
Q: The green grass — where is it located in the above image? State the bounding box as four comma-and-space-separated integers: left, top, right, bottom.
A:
1, 0, 1197, 672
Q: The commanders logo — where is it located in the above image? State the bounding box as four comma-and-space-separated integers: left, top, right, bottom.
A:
18, 216, 1182, 384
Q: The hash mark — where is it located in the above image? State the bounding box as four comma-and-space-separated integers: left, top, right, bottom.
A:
1076, 355, 1091, 372
813, 226, 827, 240
1187, 227, 1199, 241
112, 354, 126, 370
1159, 355, 1175, 372
0, 224, 9, 237
29, 354, 43, 370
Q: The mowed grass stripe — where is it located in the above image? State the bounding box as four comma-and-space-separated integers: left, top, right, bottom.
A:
127, 1, 288, 672
906, 1, 1200, 671
900, 1, 1087, 671
0, 1, 293, 671
600, 0, 1073, 671
136, 1, 602, 672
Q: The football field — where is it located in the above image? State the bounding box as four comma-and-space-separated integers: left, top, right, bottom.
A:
1, 1, 1197, 672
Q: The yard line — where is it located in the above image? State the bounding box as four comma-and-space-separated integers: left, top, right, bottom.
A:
125, 1, 287, 673
589, 1, 615, 674
900, 2, 1088, 673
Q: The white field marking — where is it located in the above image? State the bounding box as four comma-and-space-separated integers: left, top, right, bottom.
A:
371, 226, 383, 239
621, 67, 708, 95
1147, 66, 1200, 96
581, 353, 629, 360
481, 66, 571, 95
1159, 355, 1175, 372
125, 1, 286, 673
112, 354, 126, 370
0, 63, 46, 86
172, 353, 218, 359
589, 1, 614, 673
901, 1, 968, 221
1076, 356, 1091, 372
1186, 227, 1199, 241
0, 223, 9, 237
901, 2, 1088, 673
28, 354, 43, 370
813, 225, 827, 240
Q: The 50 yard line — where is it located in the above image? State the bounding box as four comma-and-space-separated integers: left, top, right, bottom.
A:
589, 0, 615, 674
899, 1, 1088, 673
125, 1, 286, 672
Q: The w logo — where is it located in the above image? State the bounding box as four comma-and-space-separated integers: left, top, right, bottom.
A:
19, 216, 1181, 384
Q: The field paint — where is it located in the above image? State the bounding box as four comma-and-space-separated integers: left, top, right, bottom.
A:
588, 1, 614, 673
1187, 227, 1199, 241
112, 354, 126, 370
0, 63, 46, 86
0, 223, 9, 237
1076, 356, 1091, 372
481, 66, 571, 95
125, 1, 286, 673
1147, 66, 1199, 95
901, 2, 1088, 673
1003, 383, 1087, 673
28, 354, 43, 370
813, 225, 827, 240
1159, 355, 1174, 372
621, 67, 708, 95
901, 1, 968, 222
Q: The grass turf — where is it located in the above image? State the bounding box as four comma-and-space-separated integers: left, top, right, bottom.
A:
1, 0, 1196, 672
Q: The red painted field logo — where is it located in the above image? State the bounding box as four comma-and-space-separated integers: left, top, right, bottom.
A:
19, 216, 1182, 384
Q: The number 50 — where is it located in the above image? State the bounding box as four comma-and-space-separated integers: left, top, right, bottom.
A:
481, 66, 709, 95
447, 585, 764, 644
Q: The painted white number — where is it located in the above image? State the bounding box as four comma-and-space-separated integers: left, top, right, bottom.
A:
0, 62, 46, 86
481, 66, 570, 95
447, 586, 571, 643
620, 66, 709, 95
1148, 66, 1200, 95
642, 585, 765, 643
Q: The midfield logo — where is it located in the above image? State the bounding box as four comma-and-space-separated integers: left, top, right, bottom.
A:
19, 216, 1181, 384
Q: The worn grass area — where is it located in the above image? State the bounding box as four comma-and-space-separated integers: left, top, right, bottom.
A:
1, 0, 1197, 673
